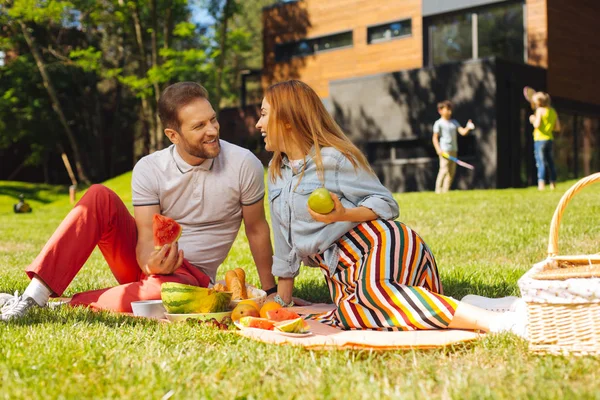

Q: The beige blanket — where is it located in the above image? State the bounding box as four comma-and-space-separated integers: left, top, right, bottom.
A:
234, 304, 483, 350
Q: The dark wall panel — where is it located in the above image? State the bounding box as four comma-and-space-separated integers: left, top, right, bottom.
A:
329, 59, 498, 192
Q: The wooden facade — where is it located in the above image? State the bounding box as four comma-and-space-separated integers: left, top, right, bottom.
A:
525, 0, 548, 67
547, 0, 600, 106
263, 0, 422, 98
263, 0, 600, 106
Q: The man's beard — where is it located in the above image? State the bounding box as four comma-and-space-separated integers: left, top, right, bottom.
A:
182, 139, 221, 160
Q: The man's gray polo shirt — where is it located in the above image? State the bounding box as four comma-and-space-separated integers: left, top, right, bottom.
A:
131, 140, 265, 282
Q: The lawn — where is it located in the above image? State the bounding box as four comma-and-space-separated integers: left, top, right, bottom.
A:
0, 174, 599, 399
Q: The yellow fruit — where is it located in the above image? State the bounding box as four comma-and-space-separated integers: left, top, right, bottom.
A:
259, 301, 282, 319
308, 188, 335, 214
238, 299, 260, 312
231, 303, 260, 322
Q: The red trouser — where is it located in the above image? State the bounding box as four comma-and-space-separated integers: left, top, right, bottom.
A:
25, 184, 210, 313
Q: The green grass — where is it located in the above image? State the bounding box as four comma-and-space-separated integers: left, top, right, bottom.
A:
1, 175, 599, 399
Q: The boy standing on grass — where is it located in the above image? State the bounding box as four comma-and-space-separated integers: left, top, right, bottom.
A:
432, 100, 474, 193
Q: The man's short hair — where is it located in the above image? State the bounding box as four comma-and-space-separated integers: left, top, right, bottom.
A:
437, 100, 453, 110
158, 82, 209, 131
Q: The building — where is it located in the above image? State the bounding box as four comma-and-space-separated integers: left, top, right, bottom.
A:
259, 0, 600, 191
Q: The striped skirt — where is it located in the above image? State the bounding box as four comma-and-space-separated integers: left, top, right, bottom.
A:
310, 220, 458, 331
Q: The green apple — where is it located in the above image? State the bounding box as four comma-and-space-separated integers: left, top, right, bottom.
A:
308, 188, 335, 214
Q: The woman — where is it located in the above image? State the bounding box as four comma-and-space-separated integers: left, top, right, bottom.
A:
256, 80, 525, 335
529, 92, 560, 190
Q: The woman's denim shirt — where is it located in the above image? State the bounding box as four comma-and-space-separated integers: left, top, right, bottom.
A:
268, 147, 399, 278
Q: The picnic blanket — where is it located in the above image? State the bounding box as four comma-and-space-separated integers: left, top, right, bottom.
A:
234, 303, 483, 350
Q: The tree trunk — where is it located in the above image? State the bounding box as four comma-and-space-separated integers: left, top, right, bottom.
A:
214, 0, 234, 116
150, 0, 163, 149
19, 21, 90, 184
131, 0, 156, 152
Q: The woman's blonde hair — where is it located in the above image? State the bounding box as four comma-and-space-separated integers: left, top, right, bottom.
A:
265, 80, 372, 183
533, 91, 551, 108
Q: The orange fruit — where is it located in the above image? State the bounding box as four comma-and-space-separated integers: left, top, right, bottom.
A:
237, 299, 260, 312
231, 303, 260, 322
259, 300, 282, 319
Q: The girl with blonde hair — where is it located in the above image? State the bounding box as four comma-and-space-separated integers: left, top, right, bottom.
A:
530, 91, 561, 190
256, 79, 526, 334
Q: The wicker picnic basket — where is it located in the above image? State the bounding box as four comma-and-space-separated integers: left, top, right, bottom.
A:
517, 172, 600, 356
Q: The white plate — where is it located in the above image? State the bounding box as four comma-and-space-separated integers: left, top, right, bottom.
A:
233, 321, 313, 336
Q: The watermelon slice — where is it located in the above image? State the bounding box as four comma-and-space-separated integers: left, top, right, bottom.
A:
238, 316, 275, 330
266, 308, 301, 322
153, 214, 182, 250
274, 317, 310, 333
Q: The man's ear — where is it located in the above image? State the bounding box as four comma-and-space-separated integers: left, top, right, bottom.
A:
164, 128, 179, 144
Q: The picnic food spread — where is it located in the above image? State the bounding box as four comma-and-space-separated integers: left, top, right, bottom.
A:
156, 267, 310, 334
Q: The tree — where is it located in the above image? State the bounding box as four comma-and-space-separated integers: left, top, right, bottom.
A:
3, 0, 91, 184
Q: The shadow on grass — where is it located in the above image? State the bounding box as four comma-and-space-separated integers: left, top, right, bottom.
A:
0, 184, 69, 204
7, 306, 161, 328
442, 275, 518, 300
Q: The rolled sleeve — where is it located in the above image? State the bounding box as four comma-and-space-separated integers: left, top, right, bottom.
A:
269, 190, 301, 279
271, 253, 301, 279
337, 156, 399, 220
358, 196, 398, 220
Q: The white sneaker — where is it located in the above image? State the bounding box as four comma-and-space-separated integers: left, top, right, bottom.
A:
0, 291, 17, 308
461, 294, 522, 313
1, 294, 40, 321
488, 298, 528, 338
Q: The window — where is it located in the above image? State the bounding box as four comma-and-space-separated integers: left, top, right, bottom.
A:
0, 51, 4, 67
275, 31, 353, 62
429, 13, 473, 65
426, 1, 525, 66
367, 19, 412, 44
478, 2, 524, 63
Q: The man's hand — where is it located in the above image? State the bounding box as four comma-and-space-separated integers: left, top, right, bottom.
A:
144, 243, 184, 275
308, 193, 346, 224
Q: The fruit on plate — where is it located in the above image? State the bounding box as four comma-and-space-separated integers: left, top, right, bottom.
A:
231, 303, 260, 322
307, 188, 335, 214
266, 308, 301, 322
237, 299, 260, 312
274, 317, 310, 334
259, 300, 282, 319
161, 282, 232, 314
153, 214, 182, 250
238, 316, 275, 330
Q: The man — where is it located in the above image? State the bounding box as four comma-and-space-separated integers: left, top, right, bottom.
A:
0, 82, 276, 320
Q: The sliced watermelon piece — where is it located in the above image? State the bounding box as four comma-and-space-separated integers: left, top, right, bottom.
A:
238, 316, 275, 330
153, 214, 182, 250
266, 308, 301, 322
274, 317, 310, 333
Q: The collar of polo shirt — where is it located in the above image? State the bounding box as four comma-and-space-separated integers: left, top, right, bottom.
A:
170, 145, 215, 173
